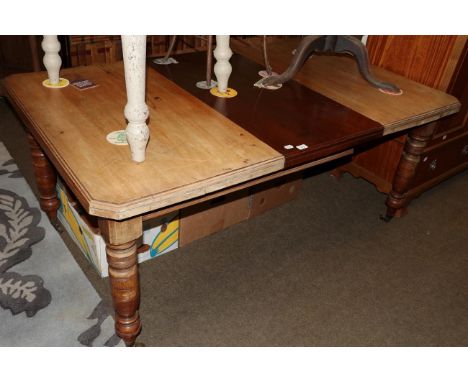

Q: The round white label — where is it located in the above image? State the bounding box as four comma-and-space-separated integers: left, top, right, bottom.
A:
106, 130, 128, 145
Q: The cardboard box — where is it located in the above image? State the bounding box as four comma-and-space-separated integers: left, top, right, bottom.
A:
179, 189, 250, 247
57, 172, 301, 274
56, 181, 179, 277
249, 173, 302, 219
179, 173, 302, 246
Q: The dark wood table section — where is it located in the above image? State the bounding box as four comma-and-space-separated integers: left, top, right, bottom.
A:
149, 52, 383, 168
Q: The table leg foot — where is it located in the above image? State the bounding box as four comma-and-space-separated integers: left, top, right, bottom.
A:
27, 132, 60, 224
52, 219, 64, 232
379, 208, 407, 222
379, 213, 393, 223
330, 168, 344, 180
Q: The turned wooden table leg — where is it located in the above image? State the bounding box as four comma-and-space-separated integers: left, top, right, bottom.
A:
42, 35, 62, 85
27, 132, 60, 227
99, 217, 143, 346
214, 35, 232, 93
383, 123, 436, 221
121, 35, 149, 163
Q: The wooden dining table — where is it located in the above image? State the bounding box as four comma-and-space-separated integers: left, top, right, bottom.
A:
2, 38, 460, 346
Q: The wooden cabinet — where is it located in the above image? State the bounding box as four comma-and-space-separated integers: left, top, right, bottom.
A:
338, 36, 468, 207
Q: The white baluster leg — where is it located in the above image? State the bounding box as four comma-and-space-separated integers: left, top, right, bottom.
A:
122, 35, 150, 163
213, 35, 232, 94
42, 35, 62, 85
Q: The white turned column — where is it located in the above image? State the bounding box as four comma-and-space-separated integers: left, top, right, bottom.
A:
41, 35, 61, 85
121, 35, 149, 163
213, 35, 232, 93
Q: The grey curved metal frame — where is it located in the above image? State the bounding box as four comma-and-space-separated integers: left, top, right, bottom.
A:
260, 35, 401, 94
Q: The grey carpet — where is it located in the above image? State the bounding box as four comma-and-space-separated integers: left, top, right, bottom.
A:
1, 97, 467, 346
0, 139, 121, 346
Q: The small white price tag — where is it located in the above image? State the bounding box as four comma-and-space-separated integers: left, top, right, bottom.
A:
106, 130, 128, 145
284, 145, 294, 150
296, 144, 308, 150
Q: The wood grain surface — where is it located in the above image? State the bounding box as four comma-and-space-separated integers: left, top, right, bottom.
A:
231, 38, 461, 135
366, 35, 467, 91
4, 63, 284, 219
150, 52, 382, 168
98, 216, 143, 346
27, 131, 60, 224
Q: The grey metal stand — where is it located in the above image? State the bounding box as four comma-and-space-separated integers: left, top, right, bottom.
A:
260, 35, 401, 94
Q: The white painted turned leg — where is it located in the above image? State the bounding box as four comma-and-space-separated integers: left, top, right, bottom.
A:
121, 35, 150, 163
41, 35, 61, 85
213, 35, 232, 93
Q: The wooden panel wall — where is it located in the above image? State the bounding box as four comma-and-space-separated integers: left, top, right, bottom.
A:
68, 35, 209, 67
366, 35, 463, 91
433, 40, 468, 135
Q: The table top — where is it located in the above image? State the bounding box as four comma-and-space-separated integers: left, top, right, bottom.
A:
3, 38, 460, 220
4, 63, 284, 219
232, 38, 460, 135
151, 52, 383, 169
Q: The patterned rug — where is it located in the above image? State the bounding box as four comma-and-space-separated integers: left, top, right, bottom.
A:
0, 141, 121, 346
